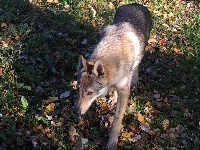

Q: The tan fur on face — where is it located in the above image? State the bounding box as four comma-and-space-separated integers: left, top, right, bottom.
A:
81, 73, 90, 86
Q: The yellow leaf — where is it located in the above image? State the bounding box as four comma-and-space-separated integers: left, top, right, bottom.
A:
53, 137, 58, 145
137, 114, 146, 124
46, 103, 55, 112
121, 131, 133, 138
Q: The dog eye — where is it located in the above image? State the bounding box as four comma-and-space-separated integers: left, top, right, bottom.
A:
87, 92, 93, 95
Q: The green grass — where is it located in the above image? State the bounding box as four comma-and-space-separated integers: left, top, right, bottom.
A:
0, 0, 200, 149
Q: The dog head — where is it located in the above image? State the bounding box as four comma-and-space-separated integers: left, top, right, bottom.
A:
74, 55, 108, 115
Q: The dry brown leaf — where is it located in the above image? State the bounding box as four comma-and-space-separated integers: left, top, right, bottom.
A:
158, 38, 166, 45
47, 131, 55, 138
2, 41, 9, 48
145, 44, 153, 51
0, 66, 3, 76
173, 46, 181, 53
186, 46, 193, 51
43, 97, 59, 104
148, 37, 157, 43
15, 35, 23, 41
1, 23, 7, 28
33, 124, 43, 132
43, 127, 51, 134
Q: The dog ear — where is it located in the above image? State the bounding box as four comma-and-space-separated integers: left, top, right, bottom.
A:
93, 60, 105, 77
78, 55, 87, 72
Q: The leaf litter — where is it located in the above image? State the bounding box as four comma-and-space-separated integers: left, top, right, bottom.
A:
0, 0, 199, 149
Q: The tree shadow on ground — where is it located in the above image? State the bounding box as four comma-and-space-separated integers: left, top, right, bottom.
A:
0, 0, 98, 149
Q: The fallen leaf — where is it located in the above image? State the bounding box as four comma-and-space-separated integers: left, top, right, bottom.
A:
69, 126, 79, 142
169, 133, 177, 138
156, 101, 163, 109
0, 66, 3, 76
53, 137, 58, 145
47, 0, 58, 3
51, 121, 62, 126
140, 124, 150, 133
26, 130, 30, 136
88, 5, 96, 18
43, 127, 51, 134
162, 119, 169, 130
128, 134, 141, 142
99, 98, 108, 111
153, 93, 160, 99
148, 37, 157, 43
43, 97, 59, 103
46, 103, 55, 112
81, 138, 88, 146
15, 35, 23, 41
46, 115, 53, 120
81, 39, 87, 45
33, 124, 43, 132
186, 46, 193, 51
108, 2, 115, 9
63, 5, 70, 10
32, 139, 38, 148
2, 41, 9, 48
158, 38, 166, 45
173, 46, 181, 53
60, 91, 70, 98
168, 12, 174, 17
121, 131, 133, 138
170, 110, 178, 117
71, 81, 77, 89
47, 132, 55, 138
36, 86, 44, 93
1, 23, 7, 28
137, 113, 146, 124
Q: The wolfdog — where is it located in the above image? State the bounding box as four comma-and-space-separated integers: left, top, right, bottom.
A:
74, 3, 152, 149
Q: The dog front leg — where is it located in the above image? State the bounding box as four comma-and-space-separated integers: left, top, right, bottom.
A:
106, 85, 130, 149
